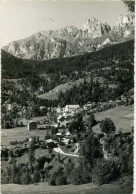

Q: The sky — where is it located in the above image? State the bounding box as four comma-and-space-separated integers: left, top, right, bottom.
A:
1, 1, 129, 46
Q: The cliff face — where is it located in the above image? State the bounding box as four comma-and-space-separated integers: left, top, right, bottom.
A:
3, 15, 134, 61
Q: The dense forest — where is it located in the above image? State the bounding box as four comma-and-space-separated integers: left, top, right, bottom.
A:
2, 40, 134, 79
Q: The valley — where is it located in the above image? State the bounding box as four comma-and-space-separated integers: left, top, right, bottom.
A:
1, 3, 134, 193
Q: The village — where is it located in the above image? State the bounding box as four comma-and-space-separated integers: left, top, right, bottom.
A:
2, 96, 133, 164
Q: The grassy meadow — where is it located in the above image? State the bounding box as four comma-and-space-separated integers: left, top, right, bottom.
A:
1, 182, 131, 194
93, 105, 134, 134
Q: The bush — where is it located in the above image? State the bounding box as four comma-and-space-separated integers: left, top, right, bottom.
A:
23, 138, 29, 142
70, 167, 84, 185
66, 144, 71, 149
118, 175, 133, 192
1, 148, 9, 158
56, 175, 67, 185
37, 156, 47, 169
20, 170, 31, 185
10, 141, 15, 145
92, 158, 121, 185
14, 149, 23, 157
33, 170, 41, 183
100, 118, 116, 134
49, 166, 65, 186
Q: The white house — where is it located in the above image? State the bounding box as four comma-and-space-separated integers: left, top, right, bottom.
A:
66, 131, 71, 136
64, 105, 80, 113
62, 138, 70, 145
83, 104, 92, 111
56, 107, 63, 114
56, 133, 62, 137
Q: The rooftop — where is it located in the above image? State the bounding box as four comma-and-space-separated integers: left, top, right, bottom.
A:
46, 139, 54, 143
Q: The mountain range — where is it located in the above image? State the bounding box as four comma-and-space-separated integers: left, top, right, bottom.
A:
3, 14, 134, 61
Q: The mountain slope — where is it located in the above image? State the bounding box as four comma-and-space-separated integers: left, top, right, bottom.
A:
3, 17, 111, 60
3, 14, 134, 61
2, 39, 134, 79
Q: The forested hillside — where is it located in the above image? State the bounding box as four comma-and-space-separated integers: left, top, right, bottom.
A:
2, 40, 134, 79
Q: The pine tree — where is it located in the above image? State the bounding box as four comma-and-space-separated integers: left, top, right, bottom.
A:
20, 169, 31, 185
33, 170, 41, 183
28, 141, 35, 171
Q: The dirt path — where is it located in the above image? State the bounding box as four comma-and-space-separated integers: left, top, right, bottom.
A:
53, 147, 79, 157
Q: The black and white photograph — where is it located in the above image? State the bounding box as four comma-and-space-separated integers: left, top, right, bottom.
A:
1, 0, 135, 193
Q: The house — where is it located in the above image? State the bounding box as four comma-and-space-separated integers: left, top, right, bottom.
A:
57, 115, 63, 122
29, 137, 33, 142
39, 106, 45, 110
56, 133, 62, 137
27, 121, 37, 131
64, 105, 80, 113
116, 100, 122, 106
66, 115, 73, 124
45, 139, 56, 148
3, 101, 13, 111
58, 116, 68, 128
121, 95, 127, 102
51, 123, 58, 128
63, 111, 75, 117
7, 104, 12, 111
62, 138, 70, 145
66, 131, 71, 136
83, 104, 92, 111
56, 107, 63, 114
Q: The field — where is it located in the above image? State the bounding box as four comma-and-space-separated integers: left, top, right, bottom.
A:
1, 126, 48, 146
93, 105, 134, 133
1, 105, 134, 146
1, 182, 132, 194
38, 77, 105, 100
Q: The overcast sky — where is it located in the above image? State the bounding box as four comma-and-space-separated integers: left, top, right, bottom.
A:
1, 1, 129, 46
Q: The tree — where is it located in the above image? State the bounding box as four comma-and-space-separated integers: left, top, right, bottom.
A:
68, 121, 75, 134
33, 170, 41, 183
122, 0, 135, 12
56, 175, 67, 185
88, 113, 96, 128
28, 141, 35, 170
92, 158, 121, 185
49, 166, 64, 185
70, 167, 83, 185
100, 118, 116, 134
20, 168, 31, 185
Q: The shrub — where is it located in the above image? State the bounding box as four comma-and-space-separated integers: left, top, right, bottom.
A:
1, 148, 9, 158
73, 137, 76, 143
23, 138, 29, 142
66, 144, 71, 149
119, 175, 133, 192
92, 158, 121, 185
20, 170, 31, 185
100, 118, 116, 134
49, 166, 64, 186
56, 175, 67, 185
10, 141, 15, 145
33, 170, 41, 183
37, 156, 47, 169
70, 167, 83, 185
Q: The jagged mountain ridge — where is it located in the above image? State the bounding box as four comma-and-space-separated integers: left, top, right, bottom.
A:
3, 14, 134, 61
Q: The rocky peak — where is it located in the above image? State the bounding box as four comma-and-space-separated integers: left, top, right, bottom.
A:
113, 14, 134, 38
116, 14, 134, 28
3, 15, 134, 61
82, 17, 111, 38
